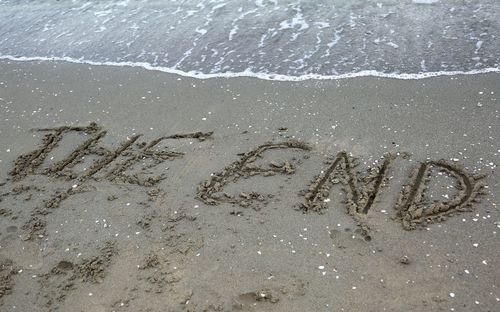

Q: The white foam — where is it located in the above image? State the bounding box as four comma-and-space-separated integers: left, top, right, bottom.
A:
412, 0, 439, 4
0, 55, 498, 82
315, 22, 330, 29
228, 25, 238, 41
279, 9, 309, 31
195, 27, 207, 36
386, 42, 399, 49
475, 40, 483, 53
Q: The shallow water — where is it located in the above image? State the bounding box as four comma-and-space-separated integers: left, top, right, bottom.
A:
0, 0, 499, 79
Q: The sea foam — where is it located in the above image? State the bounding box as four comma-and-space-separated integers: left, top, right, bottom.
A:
1, 55, 498, 82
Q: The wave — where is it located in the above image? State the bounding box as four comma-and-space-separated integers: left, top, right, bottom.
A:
1, 55, 499, 81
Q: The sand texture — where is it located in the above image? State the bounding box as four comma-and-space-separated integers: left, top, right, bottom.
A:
0, 60, 499, 311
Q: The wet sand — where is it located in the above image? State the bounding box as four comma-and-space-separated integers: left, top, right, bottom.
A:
0, 60, 499, 311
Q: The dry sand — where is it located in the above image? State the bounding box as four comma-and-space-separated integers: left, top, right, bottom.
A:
0, 60, 499, 311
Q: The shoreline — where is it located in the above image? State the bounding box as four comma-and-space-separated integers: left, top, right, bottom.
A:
1, 55, 499, 82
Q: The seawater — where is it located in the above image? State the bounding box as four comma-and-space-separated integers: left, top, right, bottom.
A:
0, 0, 498, 80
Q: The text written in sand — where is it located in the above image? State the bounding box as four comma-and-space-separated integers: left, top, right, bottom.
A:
5, 123, 486, 240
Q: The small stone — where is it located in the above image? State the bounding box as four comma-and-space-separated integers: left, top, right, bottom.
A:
399, 256, 410, 265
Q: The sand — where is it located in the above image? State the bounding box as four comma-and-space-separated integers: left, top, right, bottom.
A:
0, 60, 499, 311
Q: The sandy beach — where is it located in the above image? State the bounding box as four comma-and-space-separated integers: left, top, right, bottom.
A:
0, 59, 499, 311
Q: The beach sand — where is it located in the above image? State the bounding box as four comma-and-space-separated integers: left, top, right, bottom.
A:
0, 60, 499, 311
